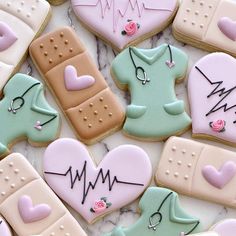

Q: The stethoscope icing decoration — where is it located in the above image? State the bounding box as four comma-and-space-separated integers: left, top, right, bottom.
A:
8, 82, 57, 131
129, 45, 175, 85
148, 192, 199, 235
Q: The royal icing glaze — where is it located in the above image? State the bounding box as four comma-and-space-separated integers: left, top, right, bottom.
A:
0, 153, 86, 236
111, 44, 191, 140
0, 0, 51, 91
0, 216, 12, 236
43, 138, 152, 223
155, 136, 236, 208
0, 73, 60, 158
211, 219, 236, 236
188, 53, 236, 146
29, 27, 125, 144
71, 0, 178, 51
173, 0, 236, 56
103, 187, 201, 236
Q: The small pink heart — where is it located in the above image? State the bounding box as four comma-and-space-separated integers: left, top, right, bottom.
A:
218, 17, 236, 41
0, 21, 17, 52
34, 121, 42, 131
64, 65, 95, 91
166, 60, 175, 68
18, 195, 51, 223
202, 161, 236, 189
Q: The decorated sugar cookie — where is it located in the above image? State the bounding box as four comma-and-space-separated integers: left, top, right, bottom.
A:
173, 0, 236, 57
103, 187, 201, 236
0, 73, 60, 158
188, 52, 236, 146
155, 136, 236, 208
211, 219, 236, 236
0, 0, 51, 92
29, 27, 125, 145
43, 138, 152, 223
0, 216, 12, 236
71, 0, 179, 51
111, 44, 191, 141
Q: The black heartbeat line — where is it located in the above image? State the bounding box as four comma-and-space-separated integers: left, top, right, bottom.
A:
195, 66, 236, 123
44, 161, 144, 204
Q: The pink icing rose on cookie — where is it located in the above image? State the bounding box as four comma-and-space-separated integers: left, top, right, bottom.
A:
122, 20, 140, 36
90, 197, 112, 214
209, 119, 226, 132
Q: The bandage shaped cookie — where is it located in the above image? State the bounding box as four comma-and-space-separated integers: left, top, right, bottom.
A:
103, 187, 201, 236
188, 53, 236, 146
0, 153, 86, 236
111, 44, 191, 141
156, 136, 236, 208
211, 219, 236, 236
71, 0, 179, 51
0, 216, 12, 236
43, 138, 152, 223
30, 27, 125, 144
173, 0, 236, 56
0, 73, 60, 158
0, 0, 51, 92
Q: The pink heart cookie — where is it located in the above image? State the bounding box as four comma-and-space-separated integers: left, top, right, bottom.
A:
202, 161, 236, 189
211, 219, 236, 236
43, 138, 152, 223
188, 53, 236, 146
0, 216, 12, 236
64, 65, 95, 91
71, 0, 178, 51
0, 21, 17, 52
18, 195, 52, 223
218, 17, 236, 41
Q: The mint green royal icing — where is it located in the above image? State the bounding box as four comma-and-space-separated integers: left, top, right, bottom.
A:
111, 44, 191, 140
104, 187, 201, 236
0, 73, 60, 155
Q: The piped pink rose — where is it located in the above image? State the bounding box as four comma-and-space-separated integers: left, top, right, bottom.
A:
122, 20, 140, 36
209, 119, 226, 132
90, 197, 112, 213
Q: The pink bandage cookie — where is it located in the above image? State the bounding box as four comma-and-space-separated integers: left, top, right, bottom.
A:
155, 136, 236, 208
173, 0, 236, 56
188, 52, 236, 146
71, 0, 179, 51
0, 153, 86, 236
0, 0, 51, 92
43, 138, 152, 223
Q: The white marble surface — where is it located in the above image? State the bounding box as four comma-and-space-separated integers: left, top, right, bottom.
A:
12, 1, 236, 235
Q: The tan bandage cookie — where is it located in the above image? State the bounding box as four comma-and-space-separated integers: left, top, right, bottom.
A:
156, 136, 236, 208
29, 27, 125, 144
0, 0, 51, 93
173, 0, 236, 56
0, 153, 86, 236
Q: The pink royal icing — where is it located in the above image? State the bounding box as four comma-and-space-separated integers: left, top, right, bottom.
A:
212, 219, 236, 236
0, 217, 11, 236
71, 0, 177, 50
202, 161, 236, 189
64, 65, 95, 91
188, 53, 236, 145
18, 195, 52, 223
0, 21, 17, 52
218, 17, 236, 41
43, 138, 152, 223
